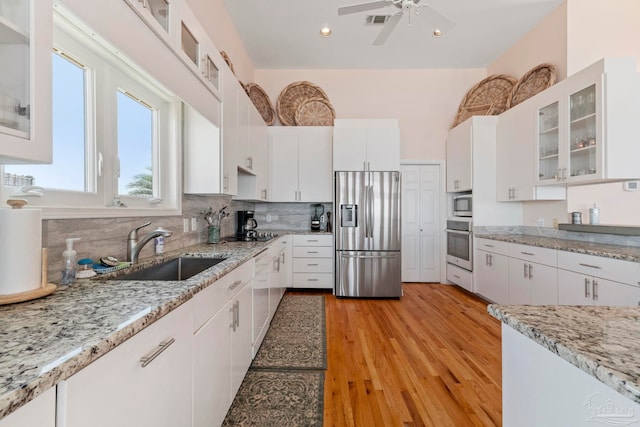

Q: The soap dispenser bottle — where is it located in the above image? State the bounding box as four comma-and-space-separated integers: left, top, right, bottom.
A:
61, 237, 81, 285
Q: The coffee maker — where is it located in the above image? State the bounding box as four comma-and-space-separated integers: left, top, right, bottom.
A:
236, 210, 258, 240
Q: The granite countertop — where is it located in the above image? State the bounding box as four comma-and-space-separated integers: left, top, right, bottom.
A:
489, 304, 640, 404
0, 237, 283, 421
475, 232, 640, 263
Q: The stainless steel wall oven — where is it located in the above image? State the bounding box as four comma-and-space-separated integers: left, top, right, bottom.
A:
446, 219, 473, 271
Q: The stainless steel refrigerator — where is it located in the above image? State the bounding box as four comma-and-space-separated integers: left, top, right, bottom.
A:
334, 171, 402, 298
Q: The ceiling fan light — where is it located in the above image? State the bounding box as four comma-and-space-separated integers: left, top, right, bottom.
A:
433, 29, 443, 37
320, 26, 333, 37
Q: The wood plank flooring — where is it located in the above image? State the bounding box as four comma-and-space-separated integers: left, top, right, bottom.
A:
292, 283, 503, 426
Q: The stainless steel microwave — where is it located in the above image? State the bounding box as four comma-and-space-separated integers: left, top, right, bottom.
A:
452, 193, 472, 217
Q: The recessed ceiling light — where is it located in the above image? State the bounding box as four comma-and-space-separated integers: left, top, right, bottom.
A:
433, 29, 443, 37
320, 26, 332, 37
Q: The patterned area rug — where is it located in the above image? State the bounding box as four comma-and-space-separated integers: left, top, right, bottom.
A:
223, 294, 326, 426
222, 370, 324, 427
251, 294, 327, 370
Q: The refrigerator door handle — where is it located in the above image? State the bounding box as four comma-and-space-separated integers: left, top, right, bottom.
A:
368, 185, 374, 238
340, 253, 397, 259
363, 184, 370, 238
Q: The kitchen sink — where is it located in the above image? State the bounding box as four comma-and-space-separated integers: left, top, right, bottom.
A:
113, 257, 227, 281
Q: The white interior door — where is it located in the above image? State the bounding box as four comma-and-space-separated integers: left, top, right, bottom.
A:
401, 164, 441, 282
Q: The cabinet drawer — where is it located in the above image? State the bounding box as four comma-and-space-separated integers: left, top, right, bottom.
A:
509, 243, 557, 267
293, 258, 333, 273
193, 259, 254, 332
476, 238, 510, 256
447, 263, 473, 293
292, 273, 333, 289
292, 246, 333, 258
293, 234, 333, 246
557, 250, 640, 286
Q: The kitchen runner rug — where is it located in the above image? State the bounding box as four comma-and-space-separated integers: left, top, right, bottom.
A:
222, 370, 324, 427
251, 294, 327, 370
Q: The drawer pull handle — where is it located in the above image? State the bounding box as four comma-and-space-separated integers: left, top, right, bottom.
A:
140, 338, 175, 368
229, 280, 243, 290
307, 251, 319, 254
307, 278, 319, 282
578, 263, 602, 269
585, 278, 591, 298
520, 252, 535, 256
307, 263, 319, 266
593, 279, 598, 300
484, 244, 495, 248
307, 240, 319, 242
453, 274, 460, 279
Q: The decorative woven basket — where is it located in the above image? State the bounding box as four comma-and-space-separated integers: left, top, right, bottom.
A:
220, 51, 235, 75
246, 83, 276, 125
453, 74, 517, 128
507, 63, 557, 108
294, 97, 335, 126
277, 81, 329, 126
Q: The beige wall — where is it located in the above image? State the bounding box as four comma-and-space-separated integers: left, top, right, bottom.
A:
566, 0, 640, 75
255, 68, 486, 160
487, 2, 568, 81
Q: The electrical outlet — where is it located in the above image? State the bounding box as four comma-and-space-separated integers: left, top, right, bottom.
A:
191, 217, 197, 231
266, 214, 272, 223
183, 218, 189, 233
553, 218, 559, 229
536, 218, 544, 227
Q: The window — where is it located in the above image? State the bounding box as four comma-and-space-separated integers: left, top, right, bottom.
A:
2, 9, 180, 217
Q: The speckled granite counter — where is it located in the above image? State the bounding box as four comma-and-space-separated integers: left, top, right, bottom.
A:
475, 232, 640, 263
0, 238, 281, 420
489, 304, 640, 404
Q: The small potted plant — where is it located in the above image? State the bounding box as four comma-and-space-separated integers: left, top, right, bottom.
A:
202, 206, 230, 244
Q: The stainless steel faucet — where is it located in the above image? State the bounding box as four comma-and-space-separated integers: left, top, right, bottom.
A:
127, 221, 173, 264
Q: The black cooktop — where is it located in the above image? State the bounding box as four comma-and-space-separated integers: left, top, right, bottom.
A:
224, 233, 279, 242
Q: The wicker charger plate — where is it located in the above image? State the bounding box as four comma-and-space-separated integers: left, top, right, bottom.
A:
507, 63, 557, 108
246, 83, 276, 125
220, 51, 235, 75
453, 74, 517, 128
294, 97, 335, 126
277, 81, 329, 126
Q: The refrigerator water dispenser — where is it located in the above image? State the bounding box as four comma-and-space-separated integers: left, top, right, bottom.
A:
340, 205, 358, 227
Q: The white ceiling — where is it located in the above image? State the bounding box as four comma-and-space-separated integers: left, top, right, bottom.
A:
223, 0, 564, 69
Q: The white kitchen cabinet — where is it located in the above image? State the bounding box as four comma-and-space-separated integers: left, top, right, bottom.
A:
502, 324, 640, 427
193, 259, 254, 427
496, 101, 566, 202
237, 103, 269, 201
221, 68, 239, 195
269, 245, 283, 318
269, 127, 333, 202
507, 244, 558, 305
61, 300, 194, 427
474, 238, 510, 304
557, 250, 640, 306
252, 248, 271, 356
292, 234, 334, 289
277, 235, 293, 288
332, 119, 400, 171
446, 262, 473, 293
536, 57, 640, 185
0, 0, 52, 164
182, 102, 223, 194
123, 0, 179, 52
446, 120, 472, 192
0, 388, 55, 427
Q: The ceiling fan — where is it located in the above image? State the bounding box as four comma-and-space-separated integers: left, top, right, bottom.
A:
338, 0, 455, 45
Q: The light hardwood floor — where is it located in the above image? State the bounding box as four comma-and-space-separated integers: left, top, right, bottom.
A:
294, 283, 503, 426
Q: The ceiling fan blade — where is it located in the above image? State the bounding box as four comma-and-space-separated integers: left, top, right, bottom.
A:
419, 4, 455, 33
372, 11, 403, 45
338, 0, 392, 16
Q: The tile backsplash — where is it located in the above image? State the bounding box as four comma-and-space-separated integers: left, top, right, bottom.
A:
254, 202, 333, 232
43, 195, 252, 282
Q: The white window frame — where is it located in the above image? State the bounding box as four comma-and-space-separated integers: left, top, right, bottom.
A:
1, 7, 181, 219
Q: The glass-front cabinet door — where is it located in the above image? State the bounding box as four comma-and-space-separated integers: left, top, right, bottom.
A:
0, 0, 52, 163
568, 84, 598, 180
537, 101, 559, 183
123, 0, 177, 47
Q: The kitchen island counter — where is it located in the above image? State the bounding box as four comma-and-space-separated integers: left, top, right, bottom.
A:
489, 304, 640, 408
0, 239, 274, 421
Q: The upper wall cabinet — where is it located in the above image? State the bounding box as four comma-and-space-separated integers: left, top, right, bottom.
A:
123, 0, 179, 49
535, 57, 640, 185
332, 119, 400, 171
0, 0, 52, 164
446, 119, 473, 192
